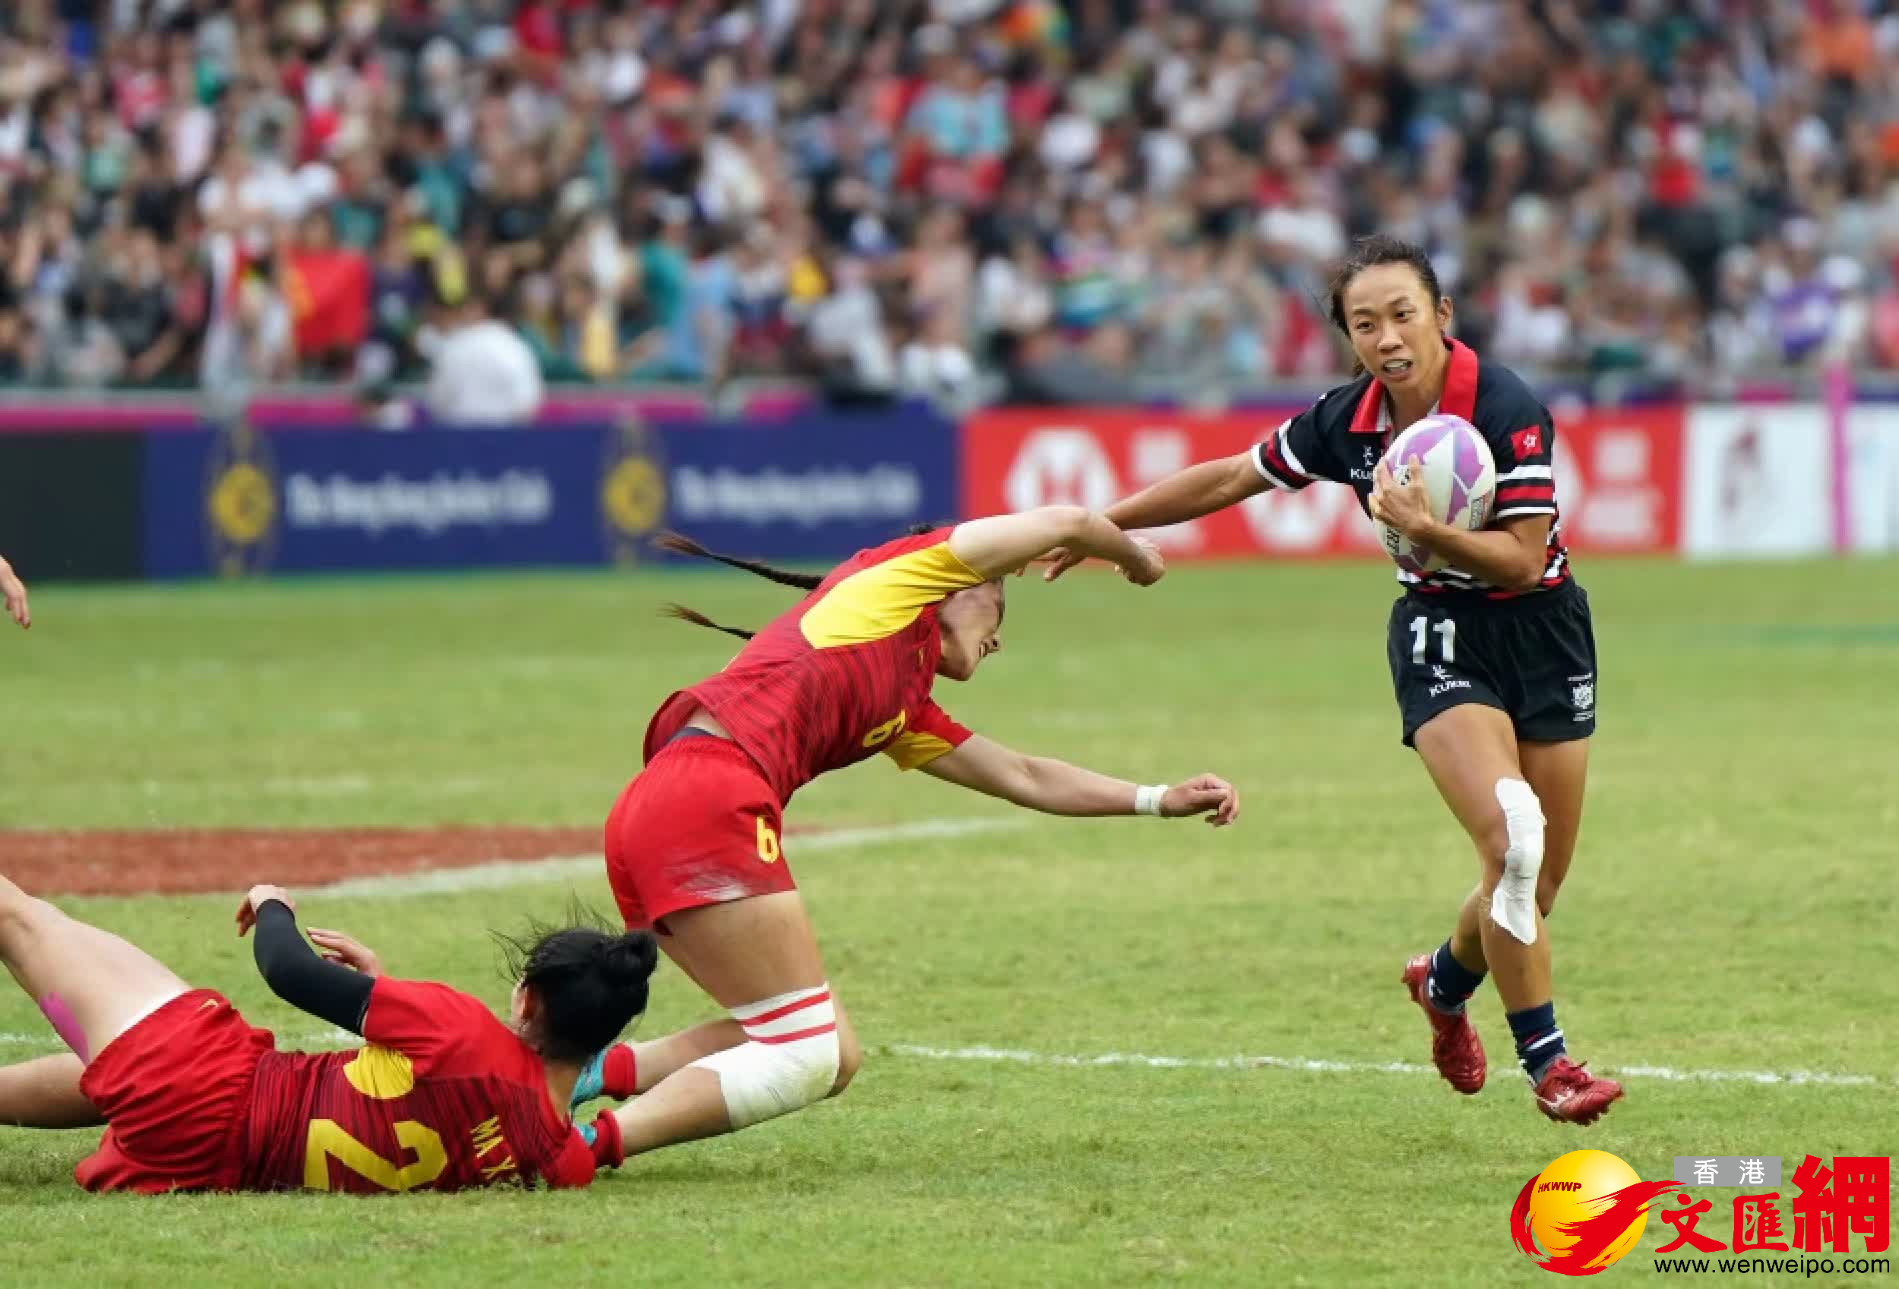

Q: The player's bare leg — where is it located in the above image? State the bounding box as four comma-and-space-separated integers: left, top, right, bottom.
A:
1518, 738, 1589, 919
1411, 707, 1619, 1123
608, 891, 860, 1156
1414, 708, 1550, 1003
625, 1020, 746, 1090
0, 1053, 102, 1128
1444, 738, 1590, 968
0, 875, 190, 1064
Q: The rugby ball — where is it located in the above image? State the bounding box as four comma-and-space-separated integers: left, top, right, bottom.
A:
1374, 414, 1497, 576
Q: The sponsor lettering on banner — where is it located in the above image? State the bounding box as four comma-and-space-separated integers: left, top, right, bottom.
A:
143, 410, 960, 577
673, 465, 924, 528
965, 407, 1684, 561
283, 471, 555, 536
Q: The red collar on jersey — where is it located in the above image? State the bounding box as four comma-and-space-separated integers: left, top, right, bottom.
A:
1349, 336, 1479, 433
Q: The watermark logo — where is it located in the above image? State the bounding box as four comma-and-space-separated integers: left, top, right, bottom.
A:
1510, 1149, 1679, 1276
1509, 1152, 1890, 1277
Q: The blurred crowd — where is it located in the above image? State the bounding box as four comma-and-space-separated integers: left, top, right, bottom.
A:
3, 0, 1899, 415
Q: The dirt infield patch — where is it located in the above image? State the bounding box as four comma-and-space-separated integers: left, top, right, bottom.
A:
0, 828, 611, 897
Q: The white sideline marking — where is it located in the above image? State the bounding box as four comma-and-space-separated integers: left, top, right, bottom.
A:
880, 1044, 1884, 1088
0, 1033, 1881, 1088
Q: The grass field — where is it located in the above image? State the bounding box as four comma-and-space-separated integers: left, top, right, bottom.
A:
1, 557, 1895, 1287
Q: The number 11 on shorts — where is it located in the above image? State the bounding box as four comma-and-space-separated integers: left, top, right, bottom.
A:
1409, 615, 1456, 665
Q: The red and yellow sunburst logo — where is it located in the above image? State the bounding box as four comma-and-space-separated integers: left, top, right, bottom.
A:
1511, 1150, 1681, 1276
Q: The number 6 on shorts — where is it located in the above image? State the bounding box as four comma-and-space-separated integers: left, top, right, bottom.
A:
756, 816, 781, 864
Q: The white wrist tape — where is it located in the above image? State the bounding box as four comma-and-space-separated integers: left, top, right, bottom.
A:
1134, 784, 1168, 817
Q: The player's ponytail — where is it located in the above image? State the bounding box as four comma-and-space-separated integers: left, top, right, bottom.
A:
659, 603, 755, 641
497, 909, 660, 1064
654, 531, 825, 643
654, 532, 823, 591
654, 524, 963, 643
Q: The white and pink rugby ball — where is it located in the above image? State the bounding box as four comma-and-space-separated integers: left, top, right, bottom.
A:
1374, 413, 1497, 576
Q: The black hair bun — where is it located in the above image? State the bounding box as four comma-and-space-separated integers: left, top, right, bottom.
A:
599, 930, 659, 987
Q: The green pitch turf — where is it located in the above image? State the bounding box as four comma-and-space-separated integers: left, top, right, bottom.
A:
1, 558, 1895, 1287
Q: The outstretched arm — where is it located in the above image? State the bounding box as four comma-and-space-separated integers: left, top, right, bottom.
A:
1, 555, 29, 629
237, 886, 375, 1034
921, 735, 1239, 825
947, 506, 1164, 584
1042, 453, 1268, 581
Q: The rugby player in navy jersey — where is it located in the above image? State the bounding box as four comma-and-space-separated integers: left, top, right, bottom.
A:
1045, 236, 1621, 1125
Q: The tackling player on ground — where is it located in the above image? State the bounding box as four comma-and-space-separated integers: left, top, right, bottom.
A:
0, 875, 658, 1191
1045, 235, 1621, 1126
573, 506, 1241, 1158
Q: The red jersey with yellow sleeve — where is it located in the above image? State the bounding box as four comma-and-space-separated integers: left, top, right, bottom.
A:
238, 977, 596, 1193
644, 527, 983, 803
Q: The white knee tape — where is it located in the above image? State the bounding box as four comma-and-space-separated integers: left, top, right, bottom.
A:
688, 985, 840, 1130
1489, 778, 1545, 946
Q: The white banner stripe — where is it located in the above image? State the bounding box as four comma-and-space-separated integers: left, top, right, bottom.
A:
1499, 465, 1554, 481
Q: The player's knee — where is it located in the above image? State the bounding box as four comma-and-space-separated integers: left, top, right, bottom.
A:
1537, 872, 1563, 919
1483, 779, 1545, 945
0, 882, 44, 944
687, 985, 841, 1128
1472, 813, 1514, 883
828, 1024, 863, 1098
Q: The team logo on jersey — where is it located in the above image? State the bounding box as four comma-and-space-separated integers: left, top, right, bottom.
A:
1512, 427, 1543, 459
1570, 675, 1595, 716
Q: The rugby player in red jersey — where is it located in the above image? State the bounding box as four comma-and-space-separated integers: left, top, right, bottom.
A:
0, 877, 657, 1191
572, 505, 1241, 1158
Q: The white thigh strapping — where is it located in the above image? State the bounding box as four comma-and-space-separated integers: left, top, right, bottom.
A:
688, 984, 840, 1129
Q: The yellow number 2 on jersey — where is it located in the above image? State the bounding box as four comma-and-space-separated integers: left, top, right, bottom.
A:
304, 1119, 449, 1192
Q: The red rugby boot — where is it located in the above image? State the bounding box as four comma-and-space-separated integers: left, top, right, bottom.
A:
1401, 953, 1486, 1094
1533, 1058, 1624, 1125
